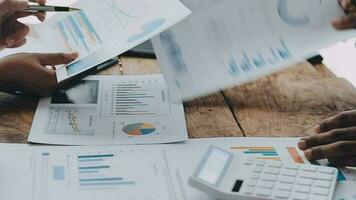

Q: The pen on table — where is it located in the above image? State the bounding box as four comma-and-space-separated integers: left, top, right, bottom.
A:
24, 5, 81, 12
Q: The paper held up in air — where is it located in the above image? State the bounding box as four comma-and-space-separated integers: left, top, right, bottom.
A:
152, 0, 356, 101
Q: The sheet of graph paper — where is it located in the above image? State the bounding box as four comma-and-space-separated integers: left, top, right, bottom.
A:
152, 0, 356, 101
0, 0, 191, 82
28, 74, 188, 145
0, 137, 354, 200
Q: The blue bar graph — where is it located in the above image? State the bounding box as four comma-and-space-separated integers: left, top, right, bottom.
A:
243, 151, 279, 156
228, 38, 293, 76
269, 46, 279, 62
229, 57, 240, 76
79, 177, 123, 182
77, 152, 137, 188
80, 181, 136, 187
252, 53, 267, 68
56, 22, 68, 40
63, 20, 79, 45
68, 16, 84, 39
78, 154, 114, 159
277, 39, 291, 60
68, 15, 89, 52
240, 51, 253, 72
232, 147, 279, 157
79, 165, 110, 170
78, 11, 103, 43
54, 11, 102, 54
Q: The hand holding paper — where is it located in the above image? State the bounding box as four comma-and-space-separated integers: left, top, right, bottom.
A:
0, 52, 78, 96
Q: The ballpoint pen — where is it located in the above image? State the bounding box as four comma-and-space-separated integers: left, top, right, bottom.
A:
24, 5, 81, 12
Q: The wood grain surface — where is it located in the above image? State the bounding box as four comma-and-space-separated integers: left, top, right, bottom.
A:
223, 62, 356, 137
0, 93, 37, 143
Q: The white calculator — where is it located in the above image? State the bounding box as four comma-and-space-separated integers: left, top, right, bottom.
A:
189, 146, 338, 200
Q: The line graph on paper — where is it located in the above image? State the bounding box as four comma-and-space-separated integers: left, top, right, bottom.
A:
45, 107, 96, 136
98, 0, 166, 43
66, 110, 80, 133
107, 0, 149, 29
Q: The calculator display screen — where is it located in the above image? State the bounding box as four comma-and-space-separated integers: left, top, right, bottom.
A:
197, 148, 231, 185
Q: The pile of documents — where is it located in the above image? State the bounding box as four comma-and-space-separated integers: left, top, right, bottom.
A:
1, 0, 356, 199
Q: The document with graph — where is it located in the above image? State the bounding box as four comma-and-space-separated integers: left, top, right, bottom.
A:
0, 0, 190, 82
28, 74, 188, 145
0, 137, 355, 200
152, 0, 356, 101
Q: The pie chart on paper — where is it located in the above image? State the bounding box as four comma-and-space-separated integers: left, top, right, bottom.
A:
122, 123, 156, 136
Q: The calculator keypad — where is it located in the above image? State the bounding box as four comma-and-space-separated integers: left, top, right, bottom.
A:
242, 160, 337, 200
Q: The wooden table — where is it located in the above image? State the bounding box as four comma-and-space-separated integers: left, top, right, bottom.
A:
1, 56, 356, 143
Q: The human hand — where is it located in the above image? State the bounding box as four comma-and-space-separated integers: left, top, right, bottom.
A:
0, 52, 78, 96
332, 0, 356, 29
0, 0, 46, 49
298, 110, 356, 166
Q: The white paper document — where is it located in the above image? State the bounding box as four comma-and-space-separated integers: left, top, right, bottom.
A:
320, 38, 356, 87
29, 74, 188, 145
333, 181, 356, 200
1, 137, 355, 200
0, 0, 191, 82
152, 0, 356, 101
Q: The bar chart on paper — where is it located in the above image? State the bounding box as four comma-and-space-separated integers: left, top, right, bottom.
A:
101, 76, 171, 117
53, 11, 103, 56
77, 153, 136, 188
231, 146, 281, 161
230, 146, 305, 164
228, 39, 292, 76
29, 149, 163, 200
